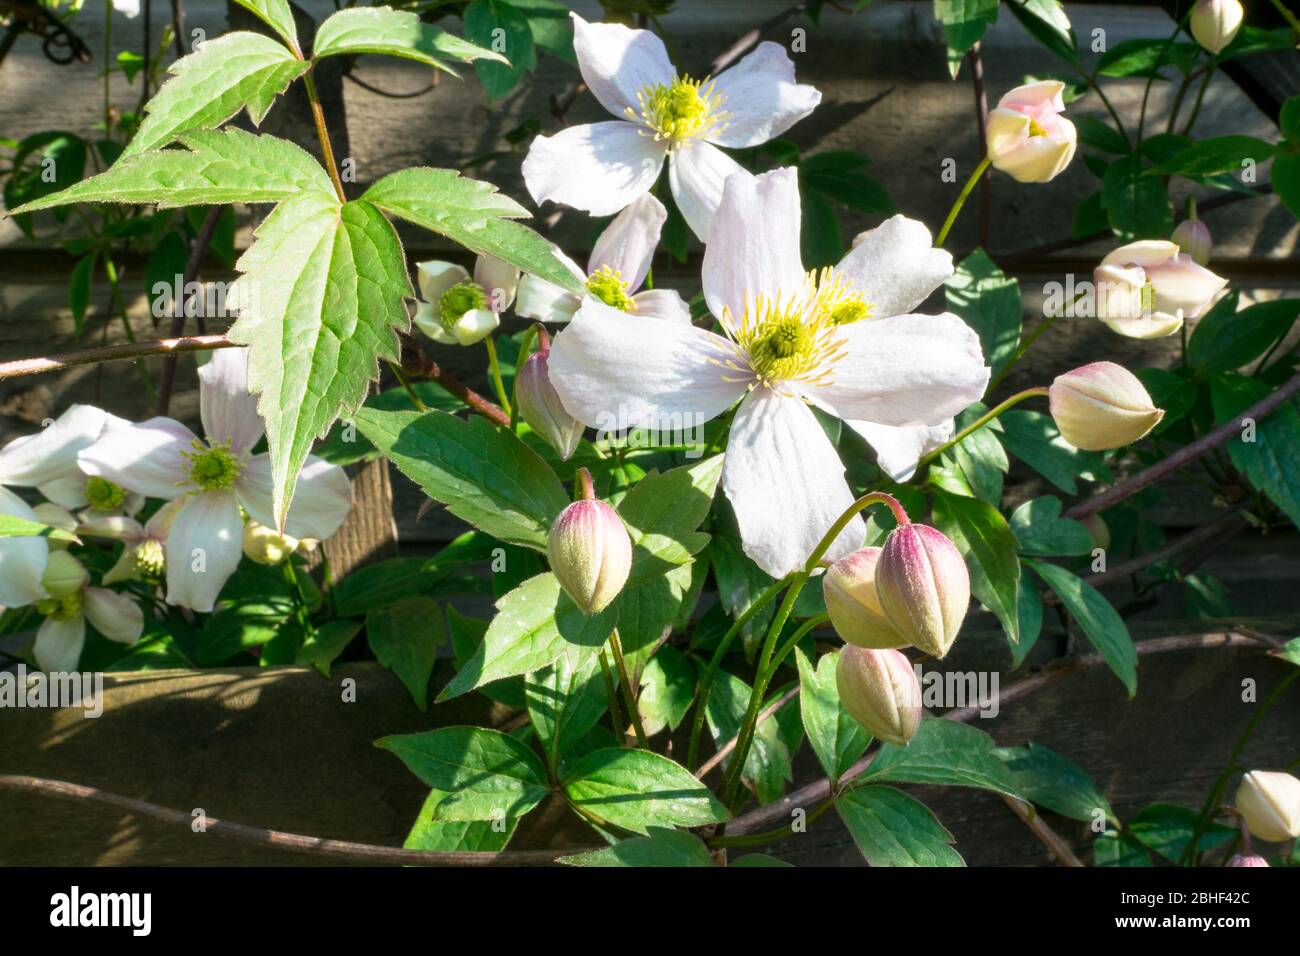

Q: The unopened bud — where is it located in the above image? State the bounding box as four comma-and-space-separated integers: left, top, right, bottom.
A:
41, 550, 87, 598
835, 646, 923, 746
823, 547, 907, 649
547, 496, 631, 615
1049, 362, 1164, 451
1171, 218, 1212, 266
516, 345, 583, 460
1190, 0, 1243, 55
1225, 854, 1268, 867
1235, 770, 1300, 843
875, 523, 969, 659
242, 521, 299, 566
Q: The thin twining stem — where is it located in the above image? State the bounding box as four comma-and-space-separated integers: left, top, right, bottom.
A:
0, 334, 235, 381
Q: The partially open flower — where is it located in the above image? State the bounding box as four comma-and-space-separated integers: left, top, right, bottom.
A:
1235, 770, 1300, 843
823, 547, 908, 649
548, 489, 632, 615
875, 523, 969, 659
835, 646, 922, 745
1191, 0, 1243, 55
413, 255, 520, 346
1171, 218, 1212, 266
516, 344, 584, 461
32, 552, 142, 672
986, 81, 1077, 183
1094, 240, 1227, 339
1050, 362, 1164, 451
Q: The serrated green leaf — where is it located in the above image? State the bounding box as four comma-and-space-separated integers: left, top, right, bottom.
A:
930, 486, 1020, 644
525, 651, 607, 771
1189, 298, 1300, 374
125, 32, 309, 157
705, 670, 800, 803
617, 455, 723, 585
229, 196, 410, 528
367, 596, 442, 710
796, 647, 870, 781
464, 0, 536, 99
637, 644, 696, 737
862, 718, 1024, 798
1004, 0, 1076, 64
559, 826, 712, 867
934, 0, 998, 76
404, 789, 518, 851
947, 403, 1008, 505
561, 748, 729, 834
313, 7, 505, 75
231, 0, 299, 50
1026, 559, 1137, 695
995, 742, 1116, 825
0, 514, 79, 543
945, 249, 1022, 377
616, 563, 694, 683
1211, 373, 1300, 529
362, 168, 584, 296
836, 786, 965, 866
294, 618, 362, 677
354, 407, 568, 550
1009, 495, 1094, 556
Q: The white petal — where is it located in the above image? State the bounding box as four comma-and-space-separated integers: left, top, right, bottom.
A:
238, 454, 352, 540
523, 121, 667, 217
37, 475, 91, 510
474, 254, 521, 311
589, 193, 667, 292
548, 298, 746, 430
78, 416, 195, 499
0, 404, 105, 488
416, 261, 471, 302
0, 486, 49, 607
451, 308, 500, 346
670, 140, 750, 242
413, 302, 458, 344
702, 165, 803, 322
145, 496, 186, 541
164, 493, 243, 612
708, 41, 821, 148
516, 275, 581, 324
845, 419, 955, 482
34, 614, 85, 672
722, 388, 864, 578
198, 346, 263, 455
836, 215, 954, 318
79, 514, 145, 543
83, 587, 144, 645
631, 288, 692, 324
571, 13, 675, 118
810, 313, 990, 426
1101, 312, 1184, 340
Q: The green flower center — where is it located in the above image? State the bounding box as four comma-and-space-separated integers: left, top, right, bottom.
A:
631, 75, 727, 145
1027, 117, 1048, 137
439, 281, 489, 330
85, 475, 128, 511
183, 440, 241, 492
37, 591, 83, 621
585, 267, 636, 312
134, 538, 166, 577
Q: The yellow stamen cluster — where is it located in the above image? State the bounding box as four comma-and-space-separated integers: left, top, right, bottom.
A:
133, 538, 166, 577
628, 75, 729, 147
37, 591, 83, 621
719, 284, 847, 393
586, 267, 637, 312
811, 268, 874, 326
1027, 117, 1048, 137
182, 439, 241, 492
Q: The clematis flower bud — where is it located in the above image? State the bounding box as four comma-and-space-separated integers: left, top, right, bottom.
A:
547, 476, 632, 615
1094, 240, 1227, 339
41, 550, 87, 598
515, 340, 584, 461
1171, 218, 1212, 266
1225, 854, 1269, 867
985, 80, 1078, 183
1191, 0, 1243, 55
823, 547, 907, 649
243, 520, 299, 566
835, 646, 923, 745
1050, 362, 1164, 451
1235, 770, 1300, 843
874, 523, 969, 659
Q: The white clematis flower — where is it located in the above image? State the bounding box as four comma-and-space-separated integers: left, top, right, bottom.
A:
413, 254, 520, 346
0, 486, 50, 608
516, 194, 691, 325
77, 348, 353, 612
1094, 239, 1227, 339
32, 552, 143, 673
522, 13, 821, 239
549, 168, 989, 577
80, 498, 184, 586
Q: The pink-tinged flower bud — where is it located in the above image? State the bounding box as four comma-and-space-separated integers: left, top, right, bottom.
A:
835, 646, 923, 745
1171, 218, 1212, 266
823, 547, 907, 649
985, 80, 1077, 183
875, 524, 969, 659
516, 346, 583, 461
1094, 239, 1227, 339
1191, 0, 1243, 55
548, 498, 632, 615
1235, 771, 1300, 843
1050, 362, 1164, 451
1225, 854, 1269, 867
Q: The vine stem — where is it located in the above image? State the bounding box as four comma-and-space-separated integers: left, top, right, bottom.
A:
935, 156, 991, 248
484, 336, 513, 417
608, 629, 648, 748
1181, 62, 1215, 136
1269, 0, 1300, 32
301, 70, 348, 202
0, 334, 236, 381
916, 386, 1048, 471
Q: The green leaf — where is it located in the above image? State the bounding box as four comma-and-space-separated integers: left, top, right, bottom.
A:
1026, 559, 1137, 695
1009, 495, 1093, 556
1274, 637, 1300, 667
1137, 367, 1197, 433
616, 455, 723, 585
1093, 831, 1151, 866
947, 403, 1008, 504
862, 718, 1024, 798
438, 572, 618, 701
362, 167, 582, 295
367, 597, 442, 710
1074, 115, 1131, 155
561, 748, 729, 834
836, 786, 965, 866
7, 129, 333, 215
930, 487, 1021, 644
231, 0, 299, 50
317, 382, 465, 465
945, 249, 1021, 378
796, 647, 870, 781
1004, 0, 1076, 65
376, 726, 549, 822
559, 826, 712, 867
1097, 38, 1199, 78
0, 514, 79, 543
294, 618, 363, 677
464, 0, 537, 100
1274, 153, 1300, 220
710, 534, 777, 649
355, 408, 569, 551
1146, 135, 1275, 179
800, 151, 894, 216
705, 670, 800, 802
125, 32, 309, 157
1210, 373, 1300, 529
996, 742, 1116, 825
1000, 409, 1105, 495
403, 789, 518, 851
1102, 155, 1172, 240
637, 644, 696, 736
229, 196, 410, 528
313, 7, 506, 75
69, 253, 95, 331
510, 0, 575, 63
331, 556, 448, 617
934, 0, 998, 77
525, 651, 607, 771
730, 853, 793, 867
3, 132, 86, 232
1010, 576, 1043, 668
1188, 298, 1300, 374
1128, 803, 1234, 863
615, 564, 694, 683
